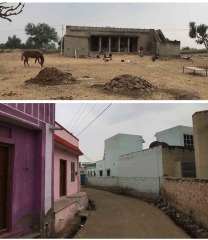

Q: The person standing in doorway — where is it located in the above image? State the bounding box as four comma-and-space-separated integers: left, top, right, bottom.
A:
140, 46, 144, 57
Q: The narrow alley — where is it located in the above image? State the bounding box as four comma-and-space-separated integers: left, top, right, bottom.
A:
74, 187, 189, 238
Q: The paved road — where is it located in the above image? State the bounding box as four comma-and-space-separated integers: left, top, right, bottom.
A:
75, 187, 189, 238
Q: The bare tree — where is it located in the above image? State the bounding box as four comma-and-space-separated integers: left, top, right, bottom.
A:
0, 2, 25, 22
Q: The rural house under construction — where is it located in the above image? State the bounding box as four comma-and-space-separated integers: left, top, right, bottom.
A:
64, 25, 180, 57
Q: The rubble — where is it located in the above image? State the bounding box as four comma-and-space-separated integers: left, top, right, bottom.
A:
103, 74, 156, 93
25, 67, 76, 86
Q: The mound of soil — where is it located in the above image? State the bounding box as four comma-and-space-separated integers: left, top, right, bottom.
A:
25, 67, 76, 86
103, 74, 156, 93
51, 96, 73, 100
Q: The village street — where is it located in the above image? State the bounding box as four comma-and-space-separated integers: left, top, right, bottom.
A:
74, 187, 189, 238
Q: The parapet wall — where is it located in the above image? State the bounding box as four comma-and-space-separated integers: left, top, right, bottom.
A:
66, 25, 150, 34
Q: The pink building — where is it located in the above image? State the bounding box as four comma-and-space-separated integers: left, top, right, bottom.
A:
53, 122, 88, 233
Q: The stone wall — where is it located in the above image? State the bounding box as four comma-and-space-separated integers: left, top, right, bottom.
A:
163, 177, 208, 229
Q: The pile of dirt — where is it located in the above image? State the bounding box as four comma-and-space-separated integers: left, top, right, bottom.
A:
51, 96, 73, 100
25, 67, 76, 86
103, 74, 156, 93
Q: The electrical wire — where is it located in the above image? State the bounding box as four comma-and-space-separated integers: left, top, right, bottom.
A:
0, 27, 190, 33
0, 24, 65, 33
81, 154, 96, 163
73, 103, 97, 134
71, 103, 88, 132
76, 103, 112, 137
66, 104, 83, 130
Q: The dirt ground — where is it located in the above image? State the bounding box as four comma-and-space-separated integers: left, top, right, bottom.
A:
73, 187, 189, 238
1, 52, 208, 100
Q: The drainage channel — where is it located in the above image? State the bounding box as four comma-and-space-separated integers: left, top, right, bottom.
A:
66, 216, 87, 238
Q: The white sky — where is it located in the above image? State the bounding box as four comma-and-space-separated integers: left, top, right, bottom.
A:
55, 102, 208, 163
1, 1, 208, 49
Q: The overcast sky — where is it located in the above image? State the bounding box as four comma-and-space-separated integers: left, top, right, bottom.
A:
55, 102, 208, 163
1, 1, 208, 49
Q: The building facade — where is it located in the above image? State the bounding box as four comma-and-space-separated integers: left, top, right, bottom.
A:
0, 103, 55, 238
64, 26, 180, 57
86, 163, 96, 176
54, 121, 83, 200
96, 133, 145, 177
192, 110, 208, 178
53, 122, 88, 233
155, 125, 194, 148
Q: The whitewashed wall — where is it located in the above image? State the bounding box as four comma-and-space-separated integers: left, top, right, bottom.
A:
155, 126, 193, 147
88, 147, 163, 199
104, 134, 144, 176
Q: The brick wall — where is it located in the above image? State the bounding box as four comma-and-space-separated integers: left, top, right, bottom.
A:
163, 177, 208, 228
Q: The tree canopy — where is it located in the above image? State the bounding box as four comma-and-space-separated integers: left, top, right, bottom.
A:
189, 22, 208, 53
0, 2, 24, 22
25, 23, 59, 48
5, 35, 22, 49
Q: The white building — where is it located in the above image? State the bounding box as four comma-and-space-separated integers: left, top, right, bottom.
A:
96, 133, 145, 177
154, 125, 193, 148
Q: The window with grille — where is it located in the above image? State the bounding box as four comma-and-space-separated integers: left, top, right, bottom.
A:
71, 162, 75, 182
183, 134, 194, 148
100, 170, 103, 176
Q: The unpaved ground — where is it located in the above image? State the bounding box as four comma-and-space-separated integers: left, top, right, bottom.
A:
1, 52, 208, 100
74, 187, 189, 238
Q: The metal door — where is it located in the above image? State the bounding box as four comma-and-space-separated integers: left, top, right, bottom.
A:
181, 162, 196, 178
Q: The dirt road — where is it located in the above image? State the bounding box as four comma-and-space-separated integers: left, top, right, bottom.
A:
1, 52, 208, 100
75, 188, 189, 238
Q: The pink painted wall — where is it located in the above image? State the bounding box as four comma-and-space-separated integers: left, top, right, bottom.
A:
54, 201, 77, 233
55, 122, 78, 146
54, 146, 79, 201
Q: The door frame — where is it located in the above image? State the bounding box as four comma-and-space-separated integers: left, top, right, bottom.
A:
60, 159, 67, 197
0, 143, 12, 235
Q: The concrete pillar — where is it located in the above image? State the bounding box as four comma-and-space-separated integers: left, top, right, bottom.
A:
109, 37, 111, 53
99, 37, 101, 52
137, 37, 140, 52
128, 37, 130, 53
192, 110, 208, 178
118, 37, 120, 52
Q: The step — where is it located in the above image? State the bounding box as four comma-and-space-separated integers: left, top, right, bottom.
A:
77, 205, 85, 213
78, 210, 90, 218
19, 232, 40, 238
54, 198, 77, 213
